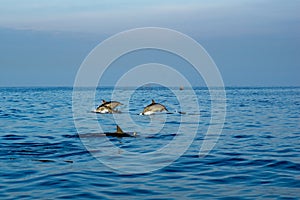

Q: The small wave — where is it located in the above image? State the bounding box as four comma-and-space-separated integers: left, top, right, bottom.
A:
2, 134, 27, 140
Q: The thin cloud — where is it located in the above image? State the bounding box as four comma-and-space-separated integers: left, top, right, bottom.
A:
0, 0, 299, 38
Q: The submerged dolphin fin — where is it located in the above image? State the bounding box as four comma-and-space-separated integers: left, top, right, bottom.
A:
151, 99, 155, 104
116, 125, 124, 134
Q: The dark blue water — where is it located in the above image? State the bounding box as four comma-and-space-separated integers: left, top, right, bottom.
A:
0, 87, 299, 199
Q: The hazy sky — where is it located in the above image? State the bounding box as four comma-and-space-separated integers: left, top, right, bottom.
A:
0, 0, 299, 86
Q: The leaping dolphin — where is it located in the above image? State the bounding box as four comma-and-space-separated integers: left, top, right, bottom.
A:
94, 105, 120, 114
94, 100, 122, 113
101, 100, 123, 109
79, 125, 137, 138
140, 99, 168, 115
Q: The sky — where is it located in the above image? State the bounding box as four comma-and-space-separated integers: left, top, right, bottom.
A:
0, 0, 299, 87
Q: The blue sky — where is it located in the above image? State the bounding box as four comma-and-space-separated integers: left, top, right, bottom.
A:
0, 0, 299, 86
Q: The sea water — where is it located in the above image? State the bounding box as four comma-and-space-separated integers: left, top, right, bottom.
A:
0, 87, 299, 199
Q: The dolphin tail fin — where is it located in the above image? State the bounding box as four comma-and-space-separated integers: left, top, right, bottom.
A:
116, 125, 124, 134
151, 99, 155, 104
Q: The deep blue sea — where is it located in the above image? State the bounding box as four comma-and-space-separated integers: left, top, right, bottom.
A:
0, 87, 299, 199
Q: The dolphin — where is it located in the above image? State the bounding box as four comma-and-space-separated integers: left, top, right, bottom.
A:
101, 100, 123, 109
94, 105, 120, 114
140, 99, 168, 115
79, 125, 137, 138
94, 100, 122, 113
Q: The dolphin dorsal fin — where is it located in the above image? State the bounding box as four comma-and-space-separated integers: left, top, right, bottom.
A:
116, 125, 124, 134
102, 99, 106, 103
152, 99, 155, 104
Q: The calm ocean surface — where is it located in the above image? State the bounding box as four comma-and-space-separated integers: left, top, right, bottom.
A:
0, 87, 299, 199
